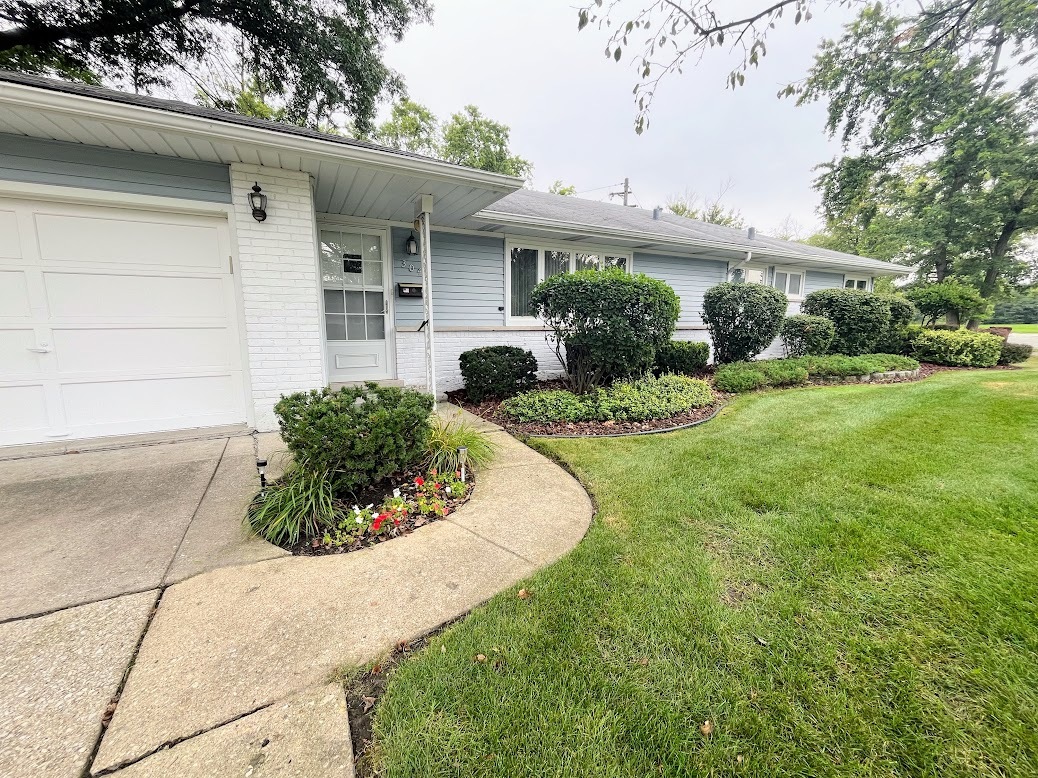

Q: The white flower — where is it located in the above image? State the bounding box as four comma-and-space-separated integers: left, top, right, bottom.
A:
445, 486, 452, 494
393, 488, 401, 499
365, 503, 373, 510
353, 505, 361, 515
355, 516, 364, 524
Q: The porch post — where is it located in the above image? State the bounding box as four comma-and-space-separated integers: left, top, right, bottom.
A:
415, 194, 436, 406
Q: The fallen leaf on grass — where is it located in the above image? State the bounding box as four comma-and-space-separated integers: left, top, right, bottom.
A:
475, 654, 487, 662
440, 644, 446, 653
362, 696, 376, 713
700, 720, 714, 736
638, 657, 649, 666
753, 635, 769, 646
517, 588, 531, 599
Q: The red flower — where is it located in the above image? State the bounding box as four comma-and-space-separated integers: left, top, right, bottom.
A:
414, 476, 424, 487
430, 468, 438, 476
433, 483, 440, 490
373, 512, 389, 532
393, 516, 401, 526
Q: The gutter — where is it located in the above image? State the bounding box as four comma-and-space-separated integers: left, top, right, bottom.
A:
0, 80, 524, 192
477, 210, 908, 275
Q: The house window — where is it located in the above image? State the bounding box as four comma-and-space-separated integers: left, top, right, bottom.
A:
730, 266, 767, 284
773, 270, 804, 297
507, 242, 632, 319
844, 276, 869, 291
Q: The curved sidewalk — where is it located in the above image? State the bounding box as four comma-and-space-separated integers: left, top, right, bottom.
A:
92, 408, 593, 775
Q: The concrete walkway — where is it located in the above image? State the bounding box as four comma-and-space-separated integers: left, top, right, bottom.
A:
0, 407, 593, 777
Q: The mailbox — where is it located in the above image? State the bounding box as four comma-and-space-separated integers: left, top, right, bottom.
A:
397, 283, 423, 299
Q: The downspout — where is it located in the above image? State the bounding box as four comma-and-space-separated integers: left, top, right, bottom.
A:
415, 194, 437, 407
728, 250, 753, 279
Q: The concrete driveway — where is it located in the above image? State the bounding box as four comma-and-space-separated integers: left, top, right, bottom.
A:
1008, 331, 1038, 348
0, 434, 286, 621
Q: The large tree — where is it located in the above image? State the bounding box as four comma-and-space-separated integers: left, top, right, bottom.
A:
0, 0, 430, 133
577, 0, 1022, 133
666, 184, 745, 228
372, 100, 533, 177
801, 1, 1038, 320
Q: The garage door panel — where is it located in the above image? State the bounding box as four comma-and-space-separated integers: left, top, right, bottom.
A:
52, 327, 235, 373
35, 213, 225, 272
0, 210, 20, 259
0, 328, 44, 375
0, 270, 31, 318
0, 384, 49, 434
62, 374, 243, 432
44, 272, 227, 320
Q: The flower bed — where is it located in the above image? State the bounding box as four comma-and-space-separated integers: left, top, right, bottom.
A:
451, 374, 720, 437
284, 468, 474, 556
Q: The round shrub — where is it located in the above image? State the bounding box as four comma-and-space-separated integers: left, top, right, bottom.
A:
875, 295, 918, 354
998, 342, 1033, 365
530, 269, 680, 393
780, 315, 835, 357
905, 282, 990, 326
654, 340, 710, 375
274, 383, 434, 494
910, 329, 1003, 367
800, 288, 891, 355
713, 363, 770, 393
459, 346, 538, 403
702, 282, 787, 364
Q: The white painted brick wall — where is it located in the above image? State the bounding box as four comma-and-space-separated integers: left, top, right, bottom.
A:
230, 163, 325, 430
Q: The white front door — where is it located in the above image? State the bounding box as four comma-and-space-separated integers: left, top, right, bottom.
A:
319, 226, 394, 382
0, 196, 247, 447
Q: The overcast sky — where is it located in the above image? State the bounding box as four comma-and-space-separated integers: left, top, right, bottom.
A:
382, 0, 860, 236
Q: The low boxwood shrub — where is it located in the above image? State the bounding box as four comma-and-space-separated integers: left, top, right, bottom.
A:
998, 341, 1033, 365
800, 288, 892, 355
459, 346, 538, 403
275, 383, 433, 494
530, 269, 680, 393
715, 353, 919, 393
715, 360, 809, 392
500, 374, 713, 424
911, 329, 1003, 367
702, 282, 788, 364
780, 315, 835, 357
654, 340, 710, 375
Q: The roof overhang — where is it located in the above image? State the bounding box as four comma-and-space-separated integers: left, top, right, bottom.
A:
0, 74, 524, 226
472, 209, 910, 275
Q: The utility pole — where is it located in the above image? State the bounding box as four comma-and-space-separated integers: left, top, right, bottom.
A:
610, 177, 632, 206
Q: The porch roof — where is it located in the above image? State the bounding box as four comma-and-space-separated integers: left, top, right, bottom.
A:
0, 71, 524, 226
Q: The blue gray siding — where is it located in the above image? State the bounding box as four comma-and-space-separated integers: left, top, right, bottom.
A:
633, 253, 728, 326
0, 134, 231, 202
392, 227, 505, 328
805, 270, 845, 294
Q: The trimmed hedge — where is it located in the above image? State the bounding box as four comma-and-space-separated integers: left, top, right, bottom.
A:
654, 340, 710, 375
911, 329, 1003, 367
800, 289, 892, 355
714, 353, 919, 393
875, 295, 917, 354
780, 315, 835, 357
274, 384, 433, 494
999, 341, 1033, 365
500, 374, 714, 424
702, 282, 788, 364
459, 346, 538, 403
530, 269, 679, 393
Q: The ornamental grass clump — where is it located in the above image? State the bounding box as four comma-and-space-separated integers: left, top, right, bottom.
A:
425, 414, 498, 475
246, 465, 347, 546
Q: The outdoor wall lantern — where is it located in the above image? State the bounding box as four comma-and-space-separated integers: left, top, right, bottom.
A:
404, 230, 419, 256
249, 182, 268, 222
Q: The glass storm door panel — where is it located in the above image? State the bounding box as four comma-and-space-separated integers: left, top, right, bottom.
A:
320, 228, 393, 382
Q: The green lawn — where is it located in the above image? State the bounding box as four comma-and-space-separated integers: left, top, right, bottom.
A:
991, 323, 1038, 333
369, 365, 1038, 777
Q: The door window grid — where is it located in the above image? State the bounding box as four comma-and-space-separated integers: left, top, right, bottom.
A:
321, 230, 386, 341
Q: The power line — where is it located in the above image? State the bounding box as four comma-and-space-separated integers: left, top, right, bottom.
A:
575, 182, 623, 195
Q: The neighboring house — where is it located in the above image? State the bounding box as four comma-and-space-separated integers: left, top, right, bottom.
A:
0, 71, 906, 448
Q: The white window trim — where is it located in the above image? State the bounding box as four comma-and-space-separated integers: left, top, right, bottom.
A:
772, 268, 806, 301
503, 236, 633, 326
728, 264, 768, 284
844, 275, 871, 291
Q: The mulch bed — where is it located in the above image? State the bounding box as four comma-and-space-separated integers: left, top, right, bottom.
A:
449, 362, 1018, 438
283, 467, 475, 556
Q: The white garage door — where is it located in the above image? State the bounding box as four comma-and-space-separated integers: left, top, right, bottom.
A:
0, 196, 247, 447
